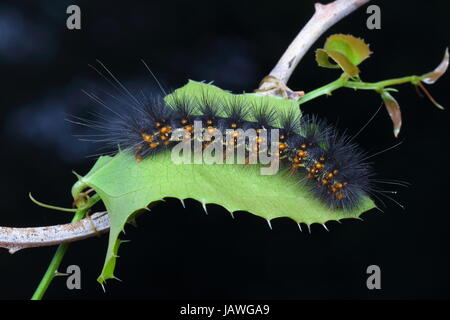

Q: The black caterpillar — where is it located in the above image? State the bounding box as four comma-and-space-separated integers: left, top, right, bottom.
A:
82, 90, 374, 212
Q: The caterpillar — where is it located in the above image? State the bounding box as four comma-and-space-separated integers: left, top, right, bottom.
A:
79, 81, 375, 212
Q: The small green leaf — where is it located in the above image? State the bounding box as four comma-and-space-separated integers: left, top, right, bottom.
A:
324, 34, 372, 66
316, 49, 360, 77
315, 34, 372, 76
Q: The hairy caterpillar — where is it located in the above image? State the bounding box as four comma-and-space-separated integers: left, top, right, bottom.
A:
79, 78, 377, 212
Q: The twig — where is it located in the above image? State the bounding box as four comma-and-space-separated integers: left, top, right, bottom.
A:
256, 0, 371, 98
0, 0, 367, 251
0, 211, 110, 254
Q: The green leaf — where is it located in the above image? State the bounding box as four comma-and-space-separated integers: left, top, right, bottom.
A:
315, 34, 372, 76
72, 81, 375, 285
325, 34, 372, 66
316, 49, 360, 77
78, 152, 375, 284
166, 80, 302, 126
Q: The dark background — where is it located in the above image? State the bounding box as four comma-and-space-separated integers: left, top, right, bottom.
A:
0, 0, 449, 300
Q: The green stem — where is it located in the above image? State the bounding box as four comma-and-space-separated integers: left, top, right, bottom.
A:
346, 75, 421, 90
299, 74, 423, 105
31, 194, 100, 300
299, 76, 346, 105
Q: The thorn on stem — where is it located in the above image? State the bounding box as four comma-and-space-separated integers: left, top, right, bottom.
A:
54, 271, 68, 277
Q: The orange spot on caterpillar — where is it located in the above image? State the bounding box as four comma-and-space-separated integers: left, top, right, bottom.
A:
315, 163, 324, 169
336, 192, 344, 200
160, 126, 171, 134
297, 150, 307, 158
334, 182, 344, 189
141, 133, 153, 142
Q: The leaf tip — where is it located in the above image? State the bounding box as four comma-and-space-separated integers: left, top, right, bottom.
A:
421, 47, 449, 84
381, 90, 402, 138
416, 82, 446, 110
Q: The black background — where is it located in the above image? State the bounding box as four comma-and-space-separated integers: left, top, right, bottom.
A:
0, 0, 449, 300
